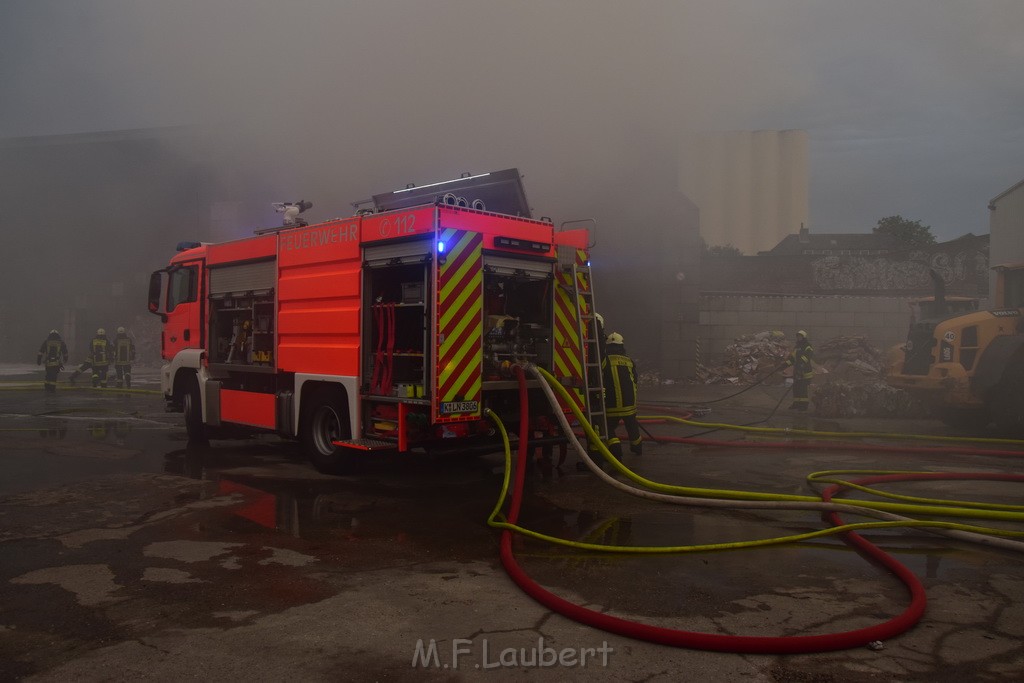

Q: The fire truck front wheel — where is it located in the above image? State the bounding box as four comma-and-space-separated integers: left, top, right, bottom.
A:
181, 373, 207, 443
301, 389, 352, 474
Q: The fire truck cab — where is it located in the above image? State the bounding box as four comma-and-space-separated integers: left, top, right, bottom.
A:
148, 170, 602, 472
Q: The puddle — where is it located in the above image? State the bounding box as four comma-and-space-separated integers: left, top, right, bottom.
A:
159, 443, 510, 561
158, 438, 978, 592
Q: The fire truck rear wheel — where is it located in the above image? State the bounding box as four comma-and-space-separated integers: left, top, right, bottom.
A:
301, 390, 352, 474
182, 373, 207, 443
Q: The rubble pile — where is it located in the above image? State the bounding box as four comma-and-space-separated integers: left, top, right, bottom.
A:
125, 313, 162, 366
810, 335, 927, 417
700, 330, 790, 385
638, 370, 662, 388
813, 380, 929, 419
700, 331, 924, 418
814, 335, 884, 380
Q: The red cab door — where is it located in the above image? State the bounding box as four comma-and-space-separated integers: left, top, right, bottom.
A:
162, 260, 204, 360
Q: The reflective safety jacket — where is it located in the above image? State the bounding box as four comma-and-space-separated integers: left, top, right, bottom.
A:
785, 339, 814, 380
602, 346, 638, 418
38, 335, 69, 367
90, 336, 111, 366
115, 334, 136, 365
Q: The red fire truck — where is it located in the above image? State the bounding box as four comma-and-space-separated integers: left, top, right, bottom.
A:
147, 170, 604, 472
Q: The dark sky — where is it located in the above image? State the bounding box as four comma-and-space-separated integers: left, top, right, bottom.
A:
2, 0, 1022, 240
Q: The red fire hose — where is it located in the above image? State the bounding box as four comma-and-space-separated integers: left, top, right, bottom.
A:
496, 366, 1001, 654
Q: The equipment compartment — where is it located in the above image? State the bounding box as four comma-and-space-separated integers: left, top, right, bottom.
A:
209, 289, 276, 366
362, 262, 429, 396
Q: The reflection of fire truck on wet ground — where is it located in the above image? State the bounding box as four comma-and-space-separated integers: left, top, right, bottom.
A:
148, 170, 605, 472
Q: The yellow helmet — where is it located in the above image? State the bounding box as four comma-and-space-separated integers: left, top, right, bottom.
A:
606, 332, 624, 345
97, 328, 106, 336
117, 326, 126, 334
50, 329, 58, 335
796, 330, 807, 339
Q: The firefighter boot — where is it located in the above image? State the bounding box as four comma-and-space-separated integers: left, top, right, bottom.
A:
630, 438, 643, 456
125, 373, 131, 389
69, 371, 79, 386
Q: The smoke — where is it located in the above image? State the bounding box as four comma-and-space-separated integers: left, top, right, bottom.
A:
2, 1, 1022, 363
5, 1, 1022, 230
0, 2, 805, 165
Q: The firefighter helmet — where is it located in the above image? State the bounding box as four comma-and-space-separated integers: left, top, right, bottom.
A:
595, 312, 604, 327
796, 330, 807, 339
97, 328, 105, 336
606, 332, 624, 345
117, 326, 126, 334
50, 329, 58, 335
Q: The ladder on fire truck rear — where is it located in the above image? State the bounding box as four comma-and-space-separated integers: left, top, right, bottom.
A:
563, 258, 609, 447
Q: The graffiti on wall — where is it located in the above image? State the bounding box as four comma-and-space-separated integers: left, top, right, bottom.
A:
908, 249, 990, 285
811, 249, 988, 292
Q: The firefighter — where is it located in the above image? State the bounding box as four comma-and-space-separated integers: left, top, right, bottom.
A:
71, 328, 112, 388
36, 329, 69, 393
785, 330, 814, 411
113, 326, 136, 388
89, 328, 113, 387
602, 332, 642, 459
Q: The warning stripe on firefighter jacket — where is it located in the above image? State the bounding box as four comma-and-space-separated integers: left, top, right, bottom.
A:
436, 228, 483, 420
552, 248, 589, 413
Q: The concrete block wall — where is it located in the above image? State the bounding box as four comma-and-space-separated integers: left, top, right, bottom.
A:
697, 294, 919, 362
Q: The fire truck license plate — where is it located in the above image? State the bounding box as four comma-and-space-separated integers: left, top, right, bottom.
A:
440, 401, 479, 414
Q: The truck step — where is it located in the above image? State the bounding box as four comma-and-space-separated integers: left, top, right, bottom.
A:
332, 438, 398, 451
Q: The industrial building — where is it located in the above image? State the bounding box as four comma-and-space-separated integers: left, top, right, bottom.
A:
679, 130, 809, 255
988, 178, 1024, 295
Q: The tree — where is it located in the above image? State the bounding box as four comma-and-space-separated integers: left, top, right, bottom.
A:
705, 243, 743, 257
873, 215, 936, 247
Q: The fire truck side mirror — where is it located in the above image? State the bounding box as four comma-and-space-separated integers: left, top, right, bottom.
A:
148, 269, 169, 322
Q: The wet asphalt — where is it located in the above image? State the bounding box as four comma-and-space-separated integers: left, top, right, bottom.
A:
1, 366, 1023, 681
